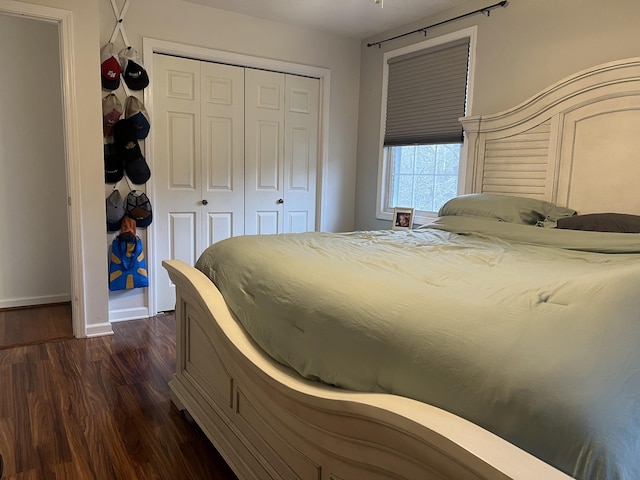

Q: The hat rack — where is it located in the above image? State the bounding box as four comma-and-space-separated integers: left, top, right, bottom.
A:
109, 0, 130, 46
108, 0, 132, 98
104, 0, 154, 296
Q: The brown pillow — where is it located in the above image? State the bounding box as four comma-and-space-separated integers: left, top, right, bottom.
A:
556, 213, 640, 233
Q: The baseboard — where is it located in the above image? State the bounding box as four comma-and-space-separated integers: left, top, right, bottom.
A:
85, 322, 114, 338
108, 306, 151, 323
0, 294, 71, 310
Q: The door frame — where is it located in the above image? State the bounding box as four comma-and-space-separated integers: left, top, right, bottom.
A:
0, 1, 86, 338
142, 37, 331, 316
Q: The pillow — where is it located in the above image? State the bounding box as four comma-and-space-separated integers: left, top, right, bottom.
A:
438, 193, 576, 225
556, 213, 640, 233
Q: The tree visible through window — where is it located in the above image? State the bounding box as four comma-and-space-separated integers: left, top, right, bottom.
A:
389, 144, 461, 213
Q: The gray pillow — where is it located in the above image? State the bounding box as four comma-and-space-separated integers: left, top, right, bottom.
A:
438, 193, 576, 225
556, 213, 640, 233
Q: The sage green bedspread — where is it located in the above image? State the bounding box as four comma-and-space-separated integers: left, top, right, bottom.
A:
195, 217, 640, 480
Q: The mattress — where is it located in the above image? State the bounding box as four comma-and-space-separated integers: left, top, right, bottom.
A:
195, 217, 640, 480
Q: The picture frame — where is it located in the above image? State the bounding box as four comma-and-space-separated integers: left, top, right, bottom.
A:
392, 207, 414, 231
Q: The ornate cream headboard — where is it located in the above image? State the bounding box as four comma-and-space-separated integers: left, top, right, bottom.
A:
461, 57, 640, 215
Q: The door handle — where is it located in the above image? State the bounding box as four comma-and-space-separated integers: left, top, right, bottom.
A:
201, 199, 209, 205
277, 198, 284, 204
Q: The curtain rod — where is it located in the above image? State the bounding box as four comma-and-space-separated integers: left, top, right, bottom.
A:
367, 1, 508, 48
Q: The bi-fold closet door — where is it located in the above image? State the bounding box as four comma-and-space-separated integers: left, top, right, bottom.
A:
153, 53, 319, 311
244, 70, 319, 235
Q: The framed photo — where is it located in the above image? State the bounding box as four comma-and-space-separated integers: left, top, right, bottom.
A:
392, 207, 414, 231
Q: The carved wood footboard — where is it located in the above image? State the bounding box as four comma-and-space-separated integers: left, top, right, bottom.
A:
163, 259, 570, 480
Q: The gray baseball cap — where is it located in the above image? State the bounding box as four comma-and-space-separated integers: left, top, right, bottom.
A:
106, 189, 125, 232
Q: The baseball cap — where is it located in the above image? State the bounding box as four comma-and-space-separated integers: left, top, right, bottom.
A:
113, 118, 137, 148
126, 190, 153, 228
102, 93, 122, 137
123, 144, 151, 185
119, 47, 149, 90
106, 189, 125, 232
100, 43, 121, 91
124, 96, 151, 139
118, 215, 137, 241
104, 143, 124, 184
113, 119, 151, 185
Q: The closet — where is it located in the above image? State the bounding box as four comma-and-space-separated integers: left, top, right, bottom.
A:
153, 53, 320, 311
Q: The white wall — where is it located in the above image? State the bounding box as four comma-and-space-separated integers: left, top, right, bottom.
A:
355, 0, 640, 231
99, 0, 361, 232
0, 14, 70, 308
99, 0, 362, 318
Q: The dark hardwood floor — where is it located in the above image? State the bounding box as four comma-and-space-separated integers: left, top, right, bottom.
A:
0, 313, 238, 480
0, 303, 74, 350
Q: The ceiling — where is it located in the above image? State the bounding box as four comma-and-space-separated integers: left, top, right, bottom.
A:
182, 0, 465, 39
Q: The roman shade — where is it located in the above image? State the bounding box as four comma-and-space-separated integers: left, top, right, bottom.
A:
384, 38, 470, 146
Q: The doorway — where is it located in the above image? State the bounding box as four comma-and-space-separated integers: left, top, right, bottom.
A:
0, 12, 73, 345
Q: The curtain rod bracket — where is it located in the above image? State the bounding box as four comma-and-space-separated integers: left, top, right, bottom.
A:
367, 0, 507, 48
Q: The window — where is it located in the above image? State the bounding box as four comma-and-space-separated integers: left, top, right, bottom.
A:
378, 28, 475, 224
389, 144, 461, 212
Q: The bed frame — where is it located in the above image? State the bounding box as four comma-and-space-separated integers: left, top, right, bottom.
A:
163, 57, 640, 480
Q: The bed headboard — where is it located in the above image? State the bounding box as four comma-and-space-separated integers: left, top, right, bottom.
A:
461, 57, 640, 216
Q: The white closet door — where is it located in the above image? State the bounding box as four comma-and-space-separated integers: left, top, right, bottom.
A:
244, 69, 285, 235
283, 74, 319, 233
244, 70, 320, 235
153, 54, 244, 312
153, 54, 201, 312
201, 61, 245, 244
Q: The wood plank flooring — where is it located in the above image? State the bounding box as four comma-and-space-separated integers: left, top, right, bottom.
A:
0, 303, 74, 350
0, 313, 238, 480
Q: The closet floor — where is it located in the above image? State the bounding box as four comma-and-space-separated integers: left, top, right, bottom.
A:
0, 302, 73, 349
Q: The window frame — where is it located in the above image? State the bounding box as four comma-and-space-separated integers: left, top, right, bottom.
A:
376, 27, 477, 225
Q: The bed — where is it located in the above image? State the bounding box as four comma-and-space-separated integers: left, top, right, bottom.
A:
163, 57, 640, 480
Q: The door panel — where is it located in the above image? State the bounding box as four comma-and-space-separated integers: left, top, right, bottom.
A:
154, 54, 244, 312
168, 112, 197, 189
205, 117, 234, 189
154, 54, 202, 311
206, 212, 234, 245
255, 211, 279, 235
288, 126, 311, 190
284, 75, 319, 233
201, 61, 245, 240
245, 70, 285, 235
257, 121, 281, 190
286, 211, 309, 234
169, 213, 197, 265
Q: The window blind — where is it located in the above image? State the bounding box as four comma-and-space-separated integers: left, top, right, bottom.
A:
384, 38, 470, 146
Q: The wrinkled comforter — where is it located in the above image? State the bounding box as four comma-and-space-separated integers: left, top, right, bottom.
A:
195, 217, 640, 480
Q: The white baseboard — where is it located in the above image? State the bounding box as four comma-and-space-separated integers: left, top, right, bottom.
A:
85, 322, 114, 337
0, 293, 71, 309
108, 306, 150, 323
